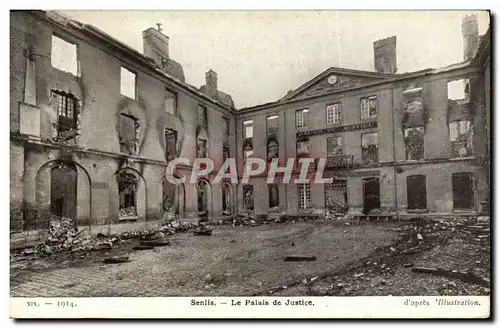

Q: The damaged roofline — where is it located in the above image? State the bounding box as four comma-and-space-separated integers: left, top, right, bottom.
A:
239, 61, 481, 114
42, 11, 237, 114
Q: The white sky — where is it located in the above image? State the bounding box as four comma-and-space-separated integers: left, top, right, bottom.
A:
61, 10, 490, 109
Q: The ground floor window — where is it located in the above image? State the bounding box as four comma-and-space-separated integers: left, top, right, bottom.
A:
325, 179, 347, 214
118, 171, 138, 218
198, 180, 209, 216
222, 183, 232, 215
50, 162, 77, 219
268, 184, 279, 209
362, 177, 380, 214
298, 183, 311, 210
243, 185, 254, 211
452, 172, 474, 210
406, 175, 427, 210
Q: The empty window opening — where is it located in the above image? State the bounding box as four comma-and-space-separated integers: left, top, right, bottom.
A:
296, 109, 309, 128
118, 172, 138, 219
119, 114, 139, 155
407, 175, 427, 210
268, 184, 280, 209
223, 147, 229, 162
197, 139, 207, 158
165, 128, 177, 161
162, 181, 176, 213
120, 67, 136, 99
447, 79, 470, 102
267, 139, 279, 162
326, 103, 342, 124
198, 105, 208, 128
298, 183, 312, 210
222, 183, 232, 214
362, 177, 380, 215
452, 172, 474, 210
361, 132, 378, 164
405, 127, 424, 160
165, 89, 176, 115
449, 120, 473, 157
267, 115, 279, 136
243, 185, 254, 211
243, 120, 254, 138
361, 96, 377, 119
325, 179, 348, 215
51, 90, 79, 137
51, 35, 78, 76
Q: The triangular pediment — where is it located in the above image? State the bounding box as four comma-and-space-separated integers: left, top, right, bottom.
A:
281, 67, 393, 102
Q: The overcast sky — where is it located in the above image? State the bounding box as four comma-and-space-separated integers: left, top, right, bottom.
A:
61, 10, 490, 109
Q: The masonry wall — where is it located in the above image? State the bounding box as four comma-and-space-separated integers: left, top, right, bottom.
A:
10, 11, 236, 231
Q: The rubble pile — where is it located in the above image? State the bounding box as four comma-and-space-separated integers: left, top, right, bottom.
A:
118, 207, 138, 220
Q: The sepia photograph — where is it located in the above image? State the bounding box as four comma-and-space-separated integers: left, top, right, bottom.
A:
8, 7, 491, 319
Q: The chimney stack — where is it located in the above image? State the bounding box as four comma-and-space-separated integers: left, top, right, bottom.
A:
142, 26, 169, 67
462, 14, 479, 61
205, 70, 218, 98
373, 36, 397, 74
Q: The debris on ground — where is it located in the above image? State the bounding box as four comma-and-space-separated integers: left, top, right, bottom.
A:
411, 267, 490, 287
284, 256, 317, 262
103, 255, 130, 264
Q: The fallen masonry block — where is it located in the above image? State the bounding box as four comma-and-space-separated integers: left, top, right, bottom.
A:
133, 245, 155, 250
411, 267, 490, 287
284, 256, 316, 262
193, 229, 213, 236
103, 256, 129, 264
139, 240, 170, 247
93, 242, 112, 251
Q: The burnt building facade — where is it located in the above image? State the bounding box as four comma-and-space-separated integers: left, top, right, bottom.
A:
10, 11, 238, 241
235, 14, 490, 220
10, 11, 490, 244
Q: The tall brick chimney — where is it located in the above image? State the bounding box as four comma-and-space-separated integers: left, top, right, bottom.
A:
142, 25, 169, 67
373, 36, 397, 74
205, 69, 218, 98
461, 14, 479, 61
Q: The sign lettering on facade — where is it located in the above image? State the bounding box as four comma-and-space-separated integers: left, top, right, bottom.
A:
297, 121, 377, 137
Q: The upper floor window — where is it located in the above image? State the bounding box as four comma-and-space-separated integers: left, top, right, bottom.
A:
164, 128, 177, 161
449, 120, 473, 157
51, 90, 78, 136
267, 115, 279, 136
51, 35, 78, 76
404, 127, 424, 160
447, 79, 470, 103
165, 89, 176, 115
222, 117, 230, 136
327, 136, 343, 156
361, 132, 378, 164
360, 96, 377, 119
243, 120, 254, 139
296, 138, 311, 157
119, 114, 139, 155
223, 147, 229, 162
296, 109, 309, 128
198, 105, 208, 128
120, 67, 136, 99
326, 103, 342, 124
197, 139, 207, 158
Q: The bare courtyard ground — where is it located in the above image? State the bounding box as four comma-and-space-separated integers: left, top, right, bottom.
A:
10, 219, 490, 297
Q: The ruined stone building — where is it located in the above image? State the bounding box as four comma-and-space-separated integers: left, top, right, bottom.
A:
10, 11, 238, 240
235, 14, 490, 219
10, 11, 490, 242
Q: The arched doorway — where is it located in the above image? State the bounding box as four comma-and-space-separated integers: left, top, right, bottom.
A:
197, 179, 212, 220
50, 162, 77, 219
162, 177, 185, 218
221, 182, 233, 215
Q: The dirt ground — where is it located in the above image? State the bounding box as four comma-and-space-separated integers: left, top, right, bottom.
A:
10, 218, 490, 297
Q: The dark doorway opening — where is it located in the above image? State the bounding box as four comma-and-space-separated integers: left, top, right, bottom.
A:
50, 162, 77, 219
452, 172, 474, 209
407, 175, 427, 210
362, 177, 380, 215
